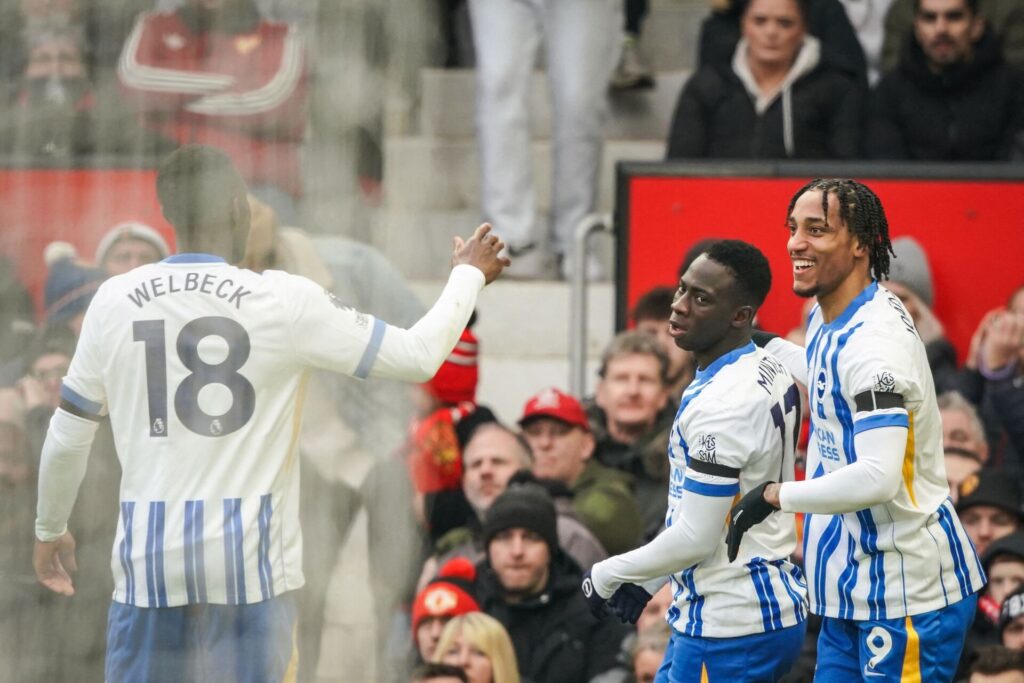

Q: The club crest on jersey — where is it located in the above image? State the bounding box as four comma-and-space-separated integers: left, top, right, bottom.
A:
873, 371, 896, 393
210, 419, 223, 436
815, 370, 828, 419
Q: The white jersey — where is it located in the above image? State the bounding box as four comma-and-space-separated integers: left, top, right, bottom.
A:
801, 282, 984, 620
59, 254, 474, 607
666, 342, 808, 638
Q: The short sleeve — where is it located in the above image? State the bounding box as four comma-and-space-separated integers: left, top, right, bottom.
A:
61, 290, 109, 419
268, 270, 384, 378
842, 332, 915, 435
681, 397, 767, 497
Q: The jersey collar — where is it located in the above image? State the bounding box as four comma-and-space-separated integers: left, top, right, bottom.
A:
694, 340, 756, 384
163, 253, 226, 264
822, 281, 877, 330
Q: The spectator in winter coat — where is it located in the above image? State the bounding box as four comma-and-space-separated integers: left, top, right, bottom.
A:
519, 387, 643, 555
699, 0, 867, 84
667, 0, 863, 160
587, 331, 675, 540
882, 0, 1024, 71
866, 0, 1024, 160
474, 485, 628, 683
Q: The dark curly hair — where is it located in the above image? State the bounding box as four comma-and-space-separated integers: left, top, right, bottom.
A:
786, 178, 895, 283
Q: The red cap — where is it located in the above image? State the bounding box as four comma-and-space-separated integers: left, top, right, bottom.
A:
519, 387, 590, 431
411, 557, 480, 632
424, 328, 478, 405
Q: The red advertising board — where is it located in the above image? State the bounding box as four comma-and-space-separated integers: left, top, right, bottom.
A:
616, 163, 1024, 362
0, 167, 175, 316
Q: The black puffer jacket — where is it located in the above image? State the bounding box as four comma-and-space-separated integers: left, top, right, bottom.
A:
666, 47, 863, 160
866, 27, 1024, 160
476, 553, 629, 683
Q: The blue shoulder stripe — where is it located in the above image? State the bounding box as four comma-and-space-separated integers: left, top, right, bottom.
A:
354, 317, 387, 379
682, 478, 739, 497
853, 413, 909, 434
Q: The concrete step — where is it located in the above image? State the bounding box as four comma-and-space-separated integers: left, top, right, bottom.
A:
381, 137, 665, 212
409, 279, 616, 422
419, 68, 689, 141
639, 4, 707, 72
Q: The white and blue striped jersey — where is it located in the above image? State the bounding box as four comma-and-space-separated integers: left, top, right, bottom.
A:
801, 282, 985, 620
59, 254, 447, 607
666, 342, 808, 638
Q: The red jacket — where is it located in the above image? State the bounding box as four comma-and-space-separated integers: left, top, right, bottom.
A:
118, 10, 308, 196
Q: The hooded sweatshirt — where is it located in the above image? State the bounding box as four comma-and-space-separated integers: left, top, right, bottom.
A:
667, 35, 863, 159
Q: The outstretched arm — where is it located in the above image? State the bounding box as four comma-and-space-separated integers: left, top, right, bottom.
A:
590, 488, 732, 598
367, 224, 508, 382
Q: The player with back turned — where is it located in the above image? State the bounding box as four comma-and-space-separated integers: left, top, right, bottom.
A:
32, 144, 509, 682
583, 240, 808, 682
728, 178, 985, 681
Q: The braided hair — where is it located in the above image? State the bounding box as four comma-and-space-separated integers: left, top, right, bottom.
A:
786, 178, 895, 283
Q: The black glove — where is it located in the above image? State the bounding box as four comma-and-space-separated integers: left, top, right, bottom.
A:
608, 582, 654, 624
581, 570, 609, 620
727, 481, 778, 562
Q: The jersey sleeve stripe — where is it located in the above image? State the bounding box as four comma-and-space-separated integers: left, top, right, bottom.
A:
353, 317, 386, 379
853, 412, 910, 434
854, 390, 905, 412
682, 478, 740, 497
60, 384, 104, 417
685, 457, 741, 479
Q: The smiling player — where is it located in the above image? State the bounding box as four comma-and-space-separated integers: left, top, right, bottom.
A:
728, 178, 984, 681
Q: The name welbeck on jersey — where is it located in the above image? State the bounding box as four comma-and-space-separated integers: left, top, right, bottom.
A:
125, 272, 253, 310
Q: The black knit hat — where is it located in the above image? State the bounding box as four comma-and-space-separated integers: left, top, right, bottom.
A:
482, 483, 558, 553
984, 531, 1024, 574
956, 471, 1024, 520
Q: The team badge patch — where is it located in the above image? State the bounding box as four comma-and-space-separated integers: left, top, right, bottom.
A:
424, 586, 459, 615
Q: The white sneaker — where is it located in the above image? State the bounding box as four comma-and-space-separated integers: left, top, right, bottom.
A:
610, 35, 655, 91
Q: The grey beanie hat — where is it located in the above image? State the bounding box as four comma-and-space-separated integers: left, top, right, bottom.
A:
887, 236, 934, 307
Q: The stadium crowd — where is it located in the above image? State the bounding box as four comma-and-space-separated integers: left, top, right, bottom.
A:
0, 1, 1022, 683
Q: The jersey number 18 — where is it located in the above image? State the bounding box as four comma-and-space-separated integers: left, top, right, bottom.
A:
134, 317, 255, 438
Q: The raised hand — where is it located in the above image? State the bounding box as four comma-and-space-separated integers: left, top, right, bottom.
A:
982, 310, 1024, 371
452, 223, 510, 285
